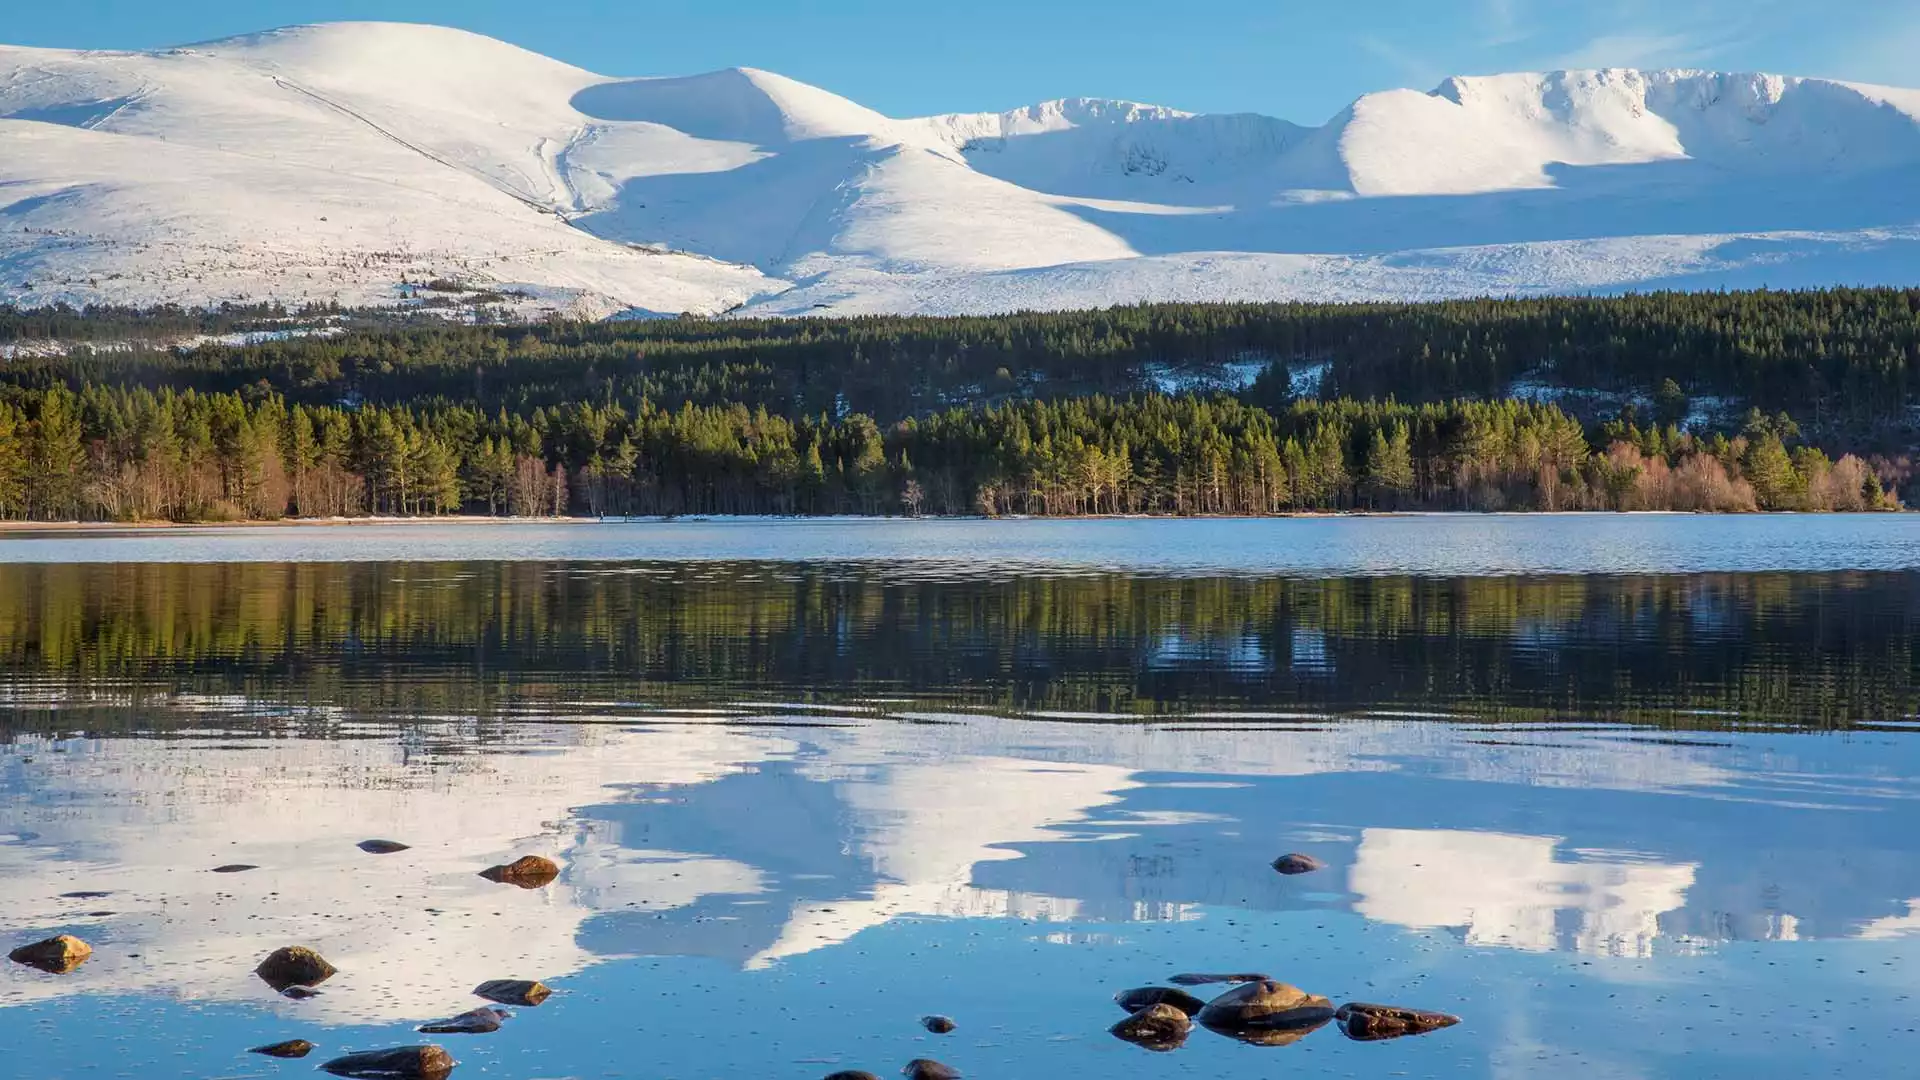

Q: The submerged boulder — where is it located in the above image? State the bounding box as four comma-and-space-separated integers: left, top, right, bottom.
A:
920, 1015, 956, 1034
473, 979, 551, 1007
1335, 1002, 1461, 1041
1197, 980, 1336, 1045
8, 934, 93, 974
357, 840, 411, 855
478, 856, 559, 888
255, 946, 337, 991
1114, 987, 1207, 1017
1110, 1003, 1191, 1052
418, 1007, 509, 1035
902, 1061, 960, 1080
250, 1040, 316, 1059
1168, 972, 1269, 987
320, 1046, 455, 1080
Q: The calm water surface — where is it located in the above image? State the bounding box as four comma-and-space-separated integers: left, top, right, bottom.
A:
3, 518, 1919, 1079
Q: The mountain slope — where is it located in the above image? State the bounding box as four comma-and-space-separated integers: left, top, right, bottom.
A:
1, 22, 1917, 317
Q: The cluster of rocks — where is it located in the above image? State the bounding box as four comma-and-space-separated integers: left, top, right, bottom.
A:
1106, 851, 1459, 1052
817, 1016, 961, 1078
11, 841, 568, 1080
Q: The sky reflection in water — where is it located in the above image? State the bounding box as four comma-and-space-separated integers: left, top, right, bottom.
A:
2, 524, 1919, 1078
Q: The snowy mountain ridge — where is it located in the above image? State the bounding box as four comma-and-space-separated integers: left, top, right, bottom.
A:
1, 21, 1917, 318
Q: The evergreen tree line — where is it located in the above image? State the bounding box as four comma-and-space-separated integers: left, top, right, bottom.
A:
6, 288, 1919, 439
0, 384, 1894, 522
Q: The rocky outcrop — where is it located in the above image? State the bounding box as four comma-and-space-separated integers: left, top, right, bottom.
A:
255, 946, 337, 991
1271, 853, 1325, 875
358, 840, 411, 854
1335, 1002, 1461, 1041
1196, 980, 1336, 1045
8, 934, 93, 974
320, 1046, 455, 1079
473, 979, 551, 1006
250, 1040, 316, 1059
418, 1007, 509, 1035
1109, 1003, 1191, 1051
477, 856, 559, 888
1114, 987, 1206, 1017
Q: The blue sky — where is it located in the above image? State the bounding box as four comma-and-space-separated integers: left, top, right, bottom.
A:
8, 0, 1917, 122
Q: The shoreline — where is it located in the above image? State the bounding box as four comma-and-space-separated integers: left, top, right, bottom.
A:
0, 509, 1904, 534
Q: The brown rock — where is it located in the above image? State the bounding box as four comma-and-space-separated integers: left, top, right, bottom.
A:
1114, 987, 1207, 1017
473, 979, 551, 1007
320, 1046, 455, 1080
212, 864, 259, 874
1168, 972, 1269, 986
8, 934, 93, 974
902, 1061, 960, 1080
1335, 1002, 1461, 1041
250, 1040, 316, 1059
358, 840, 411, 855
1110, 1003, 1191, 1052
1271, 853, 1325, 875
920, 1014, 956, 1034
255, 946, 337, 991
1197, 980, 1336, 1045
477, 856, 558, 888
418, 1007, 509, 1035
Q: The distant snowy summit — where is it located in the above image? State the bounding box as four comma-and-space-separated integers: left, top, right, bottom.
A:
1, 22, 1917, 318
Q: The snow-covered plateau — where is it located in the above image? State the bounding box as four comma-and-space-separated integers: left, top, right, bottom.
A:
2, 22, 1918, 318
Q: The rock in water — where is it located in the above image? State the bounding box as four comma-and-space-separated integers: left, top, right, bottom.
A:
321, 1046, 455, 1080
1271, 853, 1324, 875
1335, 1002, 1461, 1041
1167, 972, 1269, 986
473, 979, 551, 1006
1114, 987, 1207, 1017
212, 864, 259, 874
255, 946, 337, 991
823, 1073, 882, 1080
250, 1040, 316, 1059
418, 1007, 509, 1035
920, 1015, 956, 1034
281, 986, 322, 1000
902, 1061, 960, 1080
8, 934, 93, 974
477, 856, 559, 888
1110, 1003, 1191, 1052
1197, 980, 1336, 1046
358, 840, 411, 854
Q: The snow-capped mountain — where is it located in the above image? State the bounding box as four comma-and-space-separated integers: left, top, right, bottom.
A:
2, 22, 1918, 318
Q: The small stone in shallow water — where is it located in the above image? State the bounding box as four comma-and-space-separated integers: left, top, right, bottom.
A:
320, 1045, 455, 1080
418, 1007, 509, 1035
902, 1061, 960, 1080
920, 1015, 956, 1034
281, 986, 322, 1000
1110, 1003, 1191, 1052
477, 856, 559, 888
1335, 1002, 1461, 1041
823, 1073, 881, 1080
250, 1040, 316, 1059
473, 979, 551, 1006
1114, 987, 1207, 1017
358, 840, 411, 855
1197, 980, 1336, 1046
255, 946, 337, 991
8, 934, 92, 974
59, 891, 112, 900
1168, 972, 1269, 986
212, 864, 259, 874
1271, 853, 1325, 875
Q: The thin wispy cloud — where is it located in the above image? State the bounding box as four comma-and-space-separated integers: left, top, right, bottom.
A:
1358, 35, 1447, 91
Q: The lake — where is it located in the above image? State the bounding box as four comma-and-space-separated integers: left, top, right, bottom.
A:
3, 516, 1919, 1079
